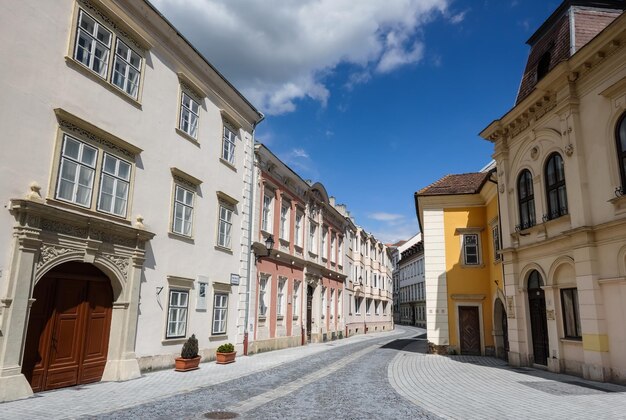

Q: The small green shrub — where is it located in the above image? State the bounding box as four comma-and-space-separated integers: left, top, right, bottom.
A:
217, 343, 235, 353
181, 334, 199, 359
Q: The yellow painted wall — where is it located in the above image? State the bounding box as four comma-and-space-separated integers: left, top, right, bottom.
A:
443, 192, 503, 352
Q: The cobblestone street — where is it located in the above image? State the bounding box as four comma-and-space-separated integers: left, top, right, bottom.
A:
2, 326, 626, 419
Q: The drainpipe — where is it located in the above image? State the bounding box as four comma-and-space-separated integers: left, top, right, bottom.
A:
243, 113, 265, 356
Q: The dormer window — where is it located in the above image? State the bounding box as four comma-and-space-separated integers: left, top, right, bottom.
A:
536, 50, 551, 82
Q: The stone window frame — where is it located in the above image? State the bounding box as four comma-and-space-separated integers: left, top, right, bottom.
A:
49, 109, 140, 221
66, 3, 149, 105
164, 275, 195, 341
169, 168, 202, 240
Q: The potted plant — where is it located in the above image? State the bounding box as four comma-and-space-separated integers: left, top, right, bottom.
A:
216, 342, 236, 364
175, 334, 201, 371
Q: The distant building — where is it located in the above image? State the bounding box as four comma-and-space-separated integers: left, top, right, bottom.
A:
480, 0, 626, 381
252, 145, 346, 349
398, 239, 425, 328
344, 227, 394, 335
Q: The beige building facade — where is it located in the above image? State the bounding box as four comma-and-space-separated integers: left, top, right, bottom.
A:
0, 0, 262, 402
481, 1, 626, 382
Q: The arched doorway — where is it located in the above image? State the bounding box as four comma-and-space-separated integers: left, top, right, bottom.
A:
527, 270, 549, 365
22, 262, 113, 392
494, 298, 508, 360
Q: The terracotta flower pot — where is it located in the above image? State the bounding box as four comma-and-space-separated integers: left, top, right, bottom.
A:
175, 355, 201, 371
216, 351, 236, 364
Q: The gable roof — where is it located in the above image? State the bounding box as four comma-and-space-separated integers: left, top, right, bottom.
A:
416, 172, 491, 197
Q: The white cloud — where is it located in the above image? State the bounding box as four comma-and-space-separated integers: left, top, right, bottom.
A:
291, 148, 309, 159
151, 0, 449, 115
369, 212, 405, 222
448, 10, 467, 25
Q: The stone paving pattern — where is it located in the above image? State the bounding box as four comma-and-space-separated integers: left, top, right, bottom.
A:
3, 326, 626, 419
389, 337, 626, 420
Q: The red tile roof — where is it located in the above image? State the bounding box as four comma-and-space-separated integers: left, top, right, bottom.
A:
417, 172, 490, 196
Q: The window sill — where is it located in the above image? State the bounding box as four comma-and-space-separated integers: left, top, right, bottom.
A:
292, 315, 299, 320
214, 245, 233, 255
258, 316, 267, 322
168, 231, 195, 243
308, 251, 318, 258
45, 198, 132, 226
461, 263, 485, 269
175, 127, 200, 146
162, 337, 187, 345
65, 56, 142, 109
294, 244, 304, 252
560, 337, 582, 343
279, 238, 290, 247
277, 315, 284, 321
209, 334, 228, 341
219, 158, 237, 172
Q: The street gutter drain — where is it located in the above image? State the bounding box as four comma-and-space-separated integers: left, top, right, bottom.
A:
204, 411, 239, 419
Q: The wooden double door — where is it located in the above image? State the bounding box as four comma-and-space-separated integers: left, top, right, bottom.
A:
22, 262, 113, 392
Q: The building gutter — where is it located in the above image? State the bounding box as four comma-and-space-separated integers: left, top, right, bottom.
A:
243, 113, 265, 355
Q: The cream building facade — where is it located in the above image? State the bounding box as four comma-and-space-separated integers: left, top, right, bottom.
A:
481, 0, 626, 382
0, 0, 262, 402
398, 236, 426, 328
343, 227, 394, 335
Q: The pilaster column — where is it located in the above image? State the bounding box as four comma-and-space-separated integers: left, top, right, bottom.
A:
101, 254, 143, 382
0, 231, 40, 402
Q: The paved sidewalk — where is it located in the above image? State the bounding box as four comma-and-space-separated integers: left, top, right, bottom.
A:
0, 329, 402, 419
389, 339, 626, 420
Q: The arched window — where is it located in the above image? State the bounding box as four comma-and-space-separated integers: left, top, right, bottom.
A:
617, 112, 626, 189
545, 153, 568, 219
518, 170, 536, 229
528, 269, 543, 290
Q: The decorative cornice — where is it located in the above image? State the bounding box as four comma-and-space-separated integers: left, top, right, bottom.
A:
170, 167, 202, 188
55, 108, 142, 158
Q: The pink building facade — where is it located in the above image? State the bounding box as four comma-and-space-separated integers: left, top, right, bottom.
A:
250, 145, 347, 352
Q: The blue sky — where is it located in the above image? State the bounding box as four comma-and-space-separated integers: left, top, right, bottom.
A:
153, 0, 563, 242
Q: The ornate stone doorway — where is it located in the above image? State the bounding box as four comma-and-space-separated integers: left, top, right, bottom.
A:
22, 262, 113, 392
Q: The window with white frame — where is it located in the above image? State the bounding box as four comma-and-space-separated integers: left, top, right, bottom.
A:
217, 203, 233, 249
330, 289, 335, 318
172, 185, 194, 236
338, 238, 343, 266
262, 193, 273, 233
321, 227, 328, 259
349, 294, 353, 314
179, 92, 199, 139
355, 296, 362, 314
295, 211, 303, 247
112, 39, 141, 98
375, 300, 380, 315
97, 153, 131, 216
330, 235, 336, 262
309, 222, 317, 254
166, 290, 188, 339
366, 298, 371, 315
293, 280, 300, 318
222, 125, 237, 165
280, 202, 290, 241
212, 293, 228, 334
321, 286, 327, 318
277, 277, 286, 317
73, 10, 143, 99
259, 274, 269, 317
56, 134, 133, 217
463, 233, 480, 265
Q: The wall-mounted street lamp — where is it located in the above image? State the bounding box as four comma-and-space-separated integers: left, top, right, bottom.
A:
255, 235, 275, 263
358, 275, 362, 285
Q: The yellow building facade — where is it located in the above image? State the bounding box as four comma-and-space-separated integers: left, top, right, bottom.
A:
416, 171, 506, 357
